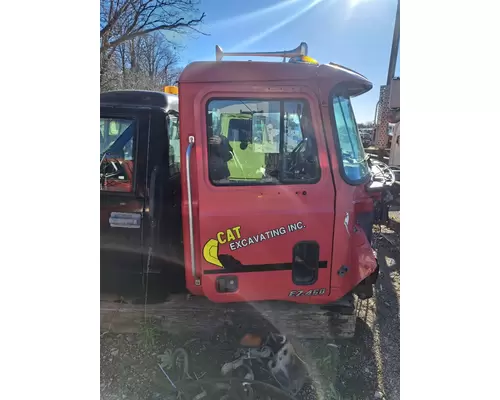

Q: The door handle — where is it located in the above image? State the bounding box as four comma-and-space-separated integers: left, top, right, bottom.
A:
186, 136, 200, 285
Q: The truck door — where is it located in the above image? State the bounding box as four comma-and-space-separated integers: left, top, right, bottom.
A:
144, 110, 184, 274
184, 90, 336, 302
100, 109, 149, 279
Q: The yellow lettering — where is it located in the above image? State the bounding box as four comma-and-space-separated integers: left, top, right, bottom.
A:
217, 231, 226, 244
226, 228, 235, 242
217, 226, 242, 244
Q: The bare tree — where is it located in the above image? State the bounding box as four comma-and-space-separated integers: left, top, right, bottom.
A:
101, 32, 182, 91
100, 0, 203, 91
139, 32, 179, 79
164, 66, 182, 86
101, 52, 122, 91
100, 0, 206, 54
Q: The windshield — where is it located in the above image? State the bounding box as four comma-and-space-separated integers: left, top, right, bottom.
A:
332, 96, 370, 183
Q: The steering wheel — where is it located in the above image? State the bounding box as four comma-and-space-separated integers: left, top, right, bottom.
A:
290, 138, 307, 155
100, 155, 123, 188
287, 138, 311, 173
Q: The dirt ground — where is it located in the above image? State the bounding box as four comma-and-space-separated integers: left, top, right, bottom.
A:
100, 224, 400, 400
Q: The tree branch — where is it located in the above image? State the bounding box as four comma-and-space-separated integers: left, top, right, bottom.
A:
103, 13, 205, 52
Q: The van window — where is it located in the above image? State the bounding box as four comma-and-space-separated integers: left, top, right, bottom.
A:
100, 117, 136, 192
100, 118, 134, 160
206, 99, 320, 185
332, 96, 370, 183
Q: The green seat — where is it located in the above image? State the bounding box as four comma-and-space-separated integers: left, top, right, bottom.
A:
220, 114, 266, 181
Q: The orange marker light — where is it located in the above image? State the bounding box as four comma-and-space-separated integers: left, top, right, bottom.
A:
288, 55, 319, 65
301, 55, 319, 65
164, 86, 179, 95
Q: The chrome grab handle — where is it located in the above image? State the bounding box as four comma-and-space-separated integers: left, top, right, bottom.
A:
186, 135, 199, 284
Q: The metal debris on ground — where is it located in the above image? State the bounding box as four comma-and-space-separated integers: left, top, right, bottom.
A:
154, 333, 309, 399
220, 332, 308, 397
158, 347, 193, 381
158, 363, 177, 390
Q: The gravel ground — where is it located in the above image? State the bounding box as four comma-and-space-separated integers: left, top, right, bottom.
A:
101, 226, 400, 400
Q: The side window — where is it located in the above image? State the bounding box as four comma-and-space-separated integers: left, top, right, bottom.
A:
206, 99, 320, 185
168, 115, 180, 175
100, 117, 136, 193
332, 96, 370, 183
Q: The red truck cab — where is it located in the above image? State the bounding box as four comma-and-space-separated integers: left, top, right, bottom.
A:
178, 49, 378, 304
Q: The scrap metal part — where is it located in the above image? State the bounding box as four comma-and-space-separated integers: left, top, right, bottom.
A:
221, 333, 308, 396
221, 345, 273, 377
268, 341, 308, 396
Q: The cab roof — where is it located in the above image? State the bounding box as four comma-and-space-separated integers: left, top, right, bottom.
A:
179, 61, 372, 97
100, 90, 178, 111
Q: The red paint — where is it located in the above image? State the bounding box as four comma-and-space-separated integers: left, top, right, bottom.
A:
101, 160, 134, 193
178, 61, 377, 304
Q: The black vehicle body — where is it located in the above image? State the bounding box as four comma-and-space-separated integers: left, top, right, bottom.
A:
100, 91, 184, 291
